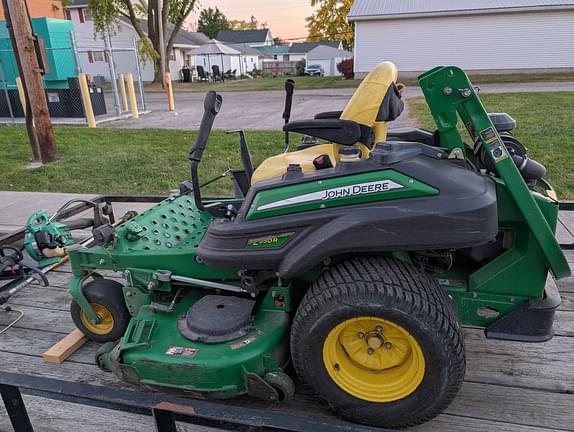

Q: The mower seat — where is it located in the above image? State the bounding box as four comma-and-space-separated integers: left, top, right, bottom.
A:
251, 61, 403, 184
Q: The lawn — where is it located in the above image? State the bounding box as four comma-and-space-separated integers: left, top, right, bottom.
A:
147, 75, 362, 93
143, 71, 574, 93
409, 91, 574, 199
1, 91, 572, 199
0, 128, 285, 196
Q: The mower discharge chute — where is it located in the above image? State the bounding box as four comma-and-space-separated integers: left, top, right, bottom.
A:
64, 62, 569, 429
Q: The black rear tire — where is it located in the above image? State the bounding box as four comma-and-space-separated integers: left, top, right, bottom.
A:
290, 256, 465, 429
71, 278, 131, 343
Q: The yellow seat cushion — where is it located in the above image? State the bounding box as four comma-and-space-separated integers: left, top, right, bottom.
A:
251, 61, 399, 185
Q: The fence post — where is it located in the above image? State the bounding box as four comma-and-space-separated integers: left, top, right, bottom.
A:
69, 30, 82, 75
104, 30, 121, 117
164, 73, 175, 111
133, 37, 146, 112
118, 73, 128, 112
78, 73, 96, 128
126, 73, 139, 119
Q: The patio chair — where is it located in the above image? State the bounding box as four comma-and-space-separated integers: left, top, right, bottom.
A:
225, 69, 237, 80
212, 65, 224, 83
196, 65, 209, 82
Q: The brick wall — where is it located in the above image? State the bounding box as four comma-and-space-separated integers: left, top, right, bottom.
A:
0, 1, 65, 20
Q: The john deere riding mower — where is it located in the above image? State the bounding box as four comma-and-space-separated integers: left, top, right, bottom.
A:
56, 62, 569, 428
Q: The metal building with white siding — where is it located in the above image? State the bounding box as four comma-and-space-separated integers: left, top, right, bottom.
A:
348, 0, 574, 77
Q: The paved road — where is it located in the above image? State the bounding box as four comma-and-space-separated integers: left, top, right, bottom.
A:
103, 81, 574, 130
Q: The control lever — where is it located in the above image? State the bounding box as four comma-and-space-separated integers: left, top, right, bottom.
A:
283, 79, 295, 152
189, 91, 222, 212
226, 130, 253, 179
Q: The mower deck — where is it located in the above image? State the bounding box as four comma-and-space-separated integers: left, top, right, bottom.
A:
0, 197, 573, 431
0, 256, 572, 431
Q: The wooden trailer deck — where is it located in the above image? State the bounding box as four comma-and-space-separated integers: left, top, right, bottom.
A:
0, 213, 573, 432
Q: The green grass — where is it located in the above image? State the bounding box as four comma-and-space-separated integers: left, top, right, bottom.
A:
147, 76, 362, 92
0, 128, 285, 196
144, 71, 574, 93
409, 92, 574, 199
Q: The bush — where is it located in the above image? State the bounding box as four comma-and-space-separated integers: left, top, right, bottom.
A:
337, 58, 354, 79
295, 59, 306, 76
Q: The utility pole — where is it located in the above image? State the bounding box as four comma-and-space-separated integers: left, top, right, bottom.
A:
2, 0, 58, 164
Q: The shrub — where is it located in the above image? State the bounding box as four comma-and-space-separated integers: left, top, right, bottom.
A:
337, 58, 354, 79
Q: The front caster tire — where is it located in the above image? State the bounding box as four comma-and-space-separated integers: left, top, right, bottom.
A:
291, 257, 465, 429
71, 279, 131, 343
95, 341, 116, 372
264, 372, 295, 403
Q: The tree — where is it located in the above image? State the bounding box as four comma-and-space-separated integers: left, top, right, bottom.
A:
306, 0, 354, 50
229, 15, 267, 31
88, 0, 198, 83
197, 6, 230, 39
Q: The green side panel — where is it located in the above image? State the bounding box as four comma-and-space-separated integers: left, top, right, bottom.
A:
68, 194, 237, 281
246, 170, 438, 221
118, 288, 290, 396
418, 66, 570, 280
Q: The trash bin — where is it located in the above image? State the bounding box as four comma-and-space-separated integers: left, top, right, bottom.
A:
182, 68, 191, 83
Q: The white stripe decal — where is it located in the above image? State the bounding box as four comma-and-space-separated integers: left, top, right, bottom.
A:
257, 180, 404, 211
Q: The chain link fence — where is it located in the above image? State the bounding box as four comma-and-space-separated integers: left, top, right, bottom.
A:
0, 30, 147, 124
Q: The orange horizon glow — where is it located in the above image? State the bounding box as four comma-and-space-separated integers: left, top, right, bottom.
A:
189, 0, 316, 41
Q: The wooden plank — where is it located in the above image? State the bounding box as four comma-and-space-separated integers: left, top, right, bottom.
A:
43, 329, 87, 364
445, 381, 574, 431
557, 276, 574, 293
0, 304, 75, 334
0, 327, 96, 364
8, 284, 72, 310
559, 292, 574, 311
463, 329, 574, 393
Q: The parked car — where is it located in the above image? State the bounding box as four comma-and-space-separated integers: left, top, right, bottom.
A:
304, 64, 324, 76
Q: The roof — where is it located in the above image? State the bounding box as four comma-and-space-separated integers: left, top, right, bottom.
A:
256, 45, 290, 56
348, 0, 574, 20
307, 45, 353, 60
224, 43, 262, 55
187, 39, 241, 55
216, 29, 271, 44
119, 18, 208, 47
288, 41, 341, 54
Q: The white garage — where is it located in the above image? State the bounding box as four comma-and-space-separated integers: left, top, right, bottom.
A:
348, 0, 574, 78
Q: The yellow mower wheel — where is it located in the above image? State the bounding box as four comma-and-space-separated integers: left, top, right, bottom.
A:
323, 316, 425, 402
71, 279, 131, 343
291, 257, 465, 429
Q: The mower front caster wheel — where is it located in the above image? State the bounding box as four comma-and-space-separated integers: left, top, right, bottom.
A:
291, 257, 466, 429
71, 279, 131, 343
264, 372, 295, 403
95, 342, 116, 372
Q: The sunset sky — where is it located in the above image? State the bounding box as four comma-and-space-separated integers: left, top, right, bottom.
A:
190, 0, 316, 41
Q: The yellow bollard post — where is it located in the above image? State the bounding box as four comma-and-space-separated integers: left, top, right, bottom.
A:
164, 72, 175, 112
118, 73, 129, 112
78, 73, 96, 128
15, 77, 27, 115
126, 73, 139, 119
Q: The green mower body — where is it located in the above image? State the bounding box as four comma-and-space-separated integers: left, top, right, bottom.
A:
64, 64, 569, 428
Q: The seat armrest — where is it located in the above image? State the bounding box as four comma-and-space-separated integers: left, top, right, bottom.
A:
314, 110, 343, 120
284, 119, 362, 146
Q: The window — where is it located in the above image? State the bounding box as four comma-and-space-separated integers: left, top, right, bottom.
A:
88, 51, 106, 63
78, 8, 85, 23
64, 9, 71, 20
170, 48, 176, 61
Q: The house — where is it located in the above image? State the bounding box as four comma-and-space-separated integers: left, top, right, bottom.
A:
65, 0, 208, 82
287, 41, 343, 63
0, 0, 64, 20
307, 45, 353, 76
256, 45, 292, 76
348, 0, 574, 78
216, 29, 273, 47
224, 43, 262, 72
